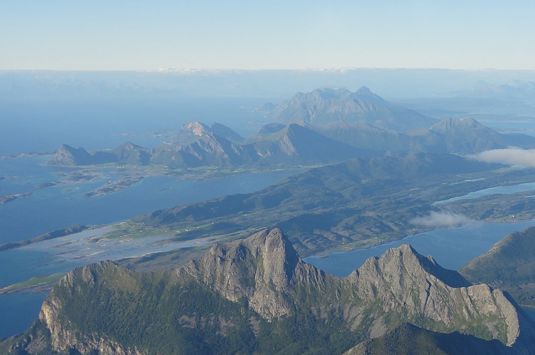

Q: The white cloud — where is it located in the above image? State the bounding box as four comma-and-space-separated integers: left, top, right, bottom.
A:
410, 211, 472, 228
471, 148, 535, 168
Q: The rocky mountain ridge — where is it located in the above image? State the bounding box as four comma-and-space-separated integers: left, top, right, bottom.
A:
2, 228, 532, 354
49, 88, 535, 167
50, 121, 364, 168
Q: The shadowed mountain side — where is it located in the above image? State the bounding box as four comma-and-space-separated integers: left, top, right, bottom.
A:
462, 227, 535, 308
345, 323, 516, 355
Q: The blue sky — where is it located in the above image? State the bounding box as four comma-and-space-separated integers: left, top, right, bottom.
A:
1, 0, 535, 70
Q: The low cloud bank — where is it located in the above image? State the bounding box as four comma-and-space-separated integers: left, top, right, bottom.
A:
410, 211, 472, 228
471, 148, 535, 168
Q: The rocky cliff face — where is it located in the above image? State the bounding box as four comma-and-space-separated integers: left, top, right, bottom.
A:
348, 245, 520, 344
2, 228, 532, 354
182, 229, 300, 319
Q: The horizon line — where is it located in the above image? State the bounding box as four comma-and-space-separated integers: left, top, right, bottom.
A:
2, 67, 535, 73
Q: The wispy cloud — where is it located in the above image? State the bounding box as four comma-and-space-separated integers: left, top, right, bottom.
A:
471, 148, 535, 167
410, 211, 472, 228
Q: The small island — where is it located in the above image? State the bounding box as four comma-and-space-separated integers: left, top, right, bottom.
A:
0, 192, 32, 205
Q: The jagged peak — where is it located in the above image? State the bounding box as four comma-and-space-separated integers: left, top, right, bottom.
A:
183, 228, 299, 319
247, 228, 297, 259
184, 121, 211, 137
354, 244, 469, 288
204, 228, 299, 273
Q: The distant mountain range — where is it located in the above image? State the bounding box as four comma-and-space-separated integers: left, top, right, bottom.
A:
267, 87, 535, 154
3, 228, 533, 354
48, 87, 535, 168
50, 121, 366, 168
411, 117, 535, 154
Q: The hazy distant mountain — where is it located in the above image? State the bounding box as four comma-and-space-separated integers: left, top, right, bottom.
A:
151, 121, 354, 168
151, 121, 246, 168
112, 142, 151, 165
472, 81, 535, 101
4, 70, 535, 100
210, 122, 245, 143
461, 227, 535, 308
49, 144, 92, 166
317, 116, 535, 155
270, 87, 436, 132
267, 87, 535, 154
50, 115, 534, 169
244, 123, 367, 164
2, 229, 530, 354
316, 122, 412, 152
49, 144, 116, 166
411, 117, 535, 154
51, 121, 367, 168
256, 122, 287, 136
49, 142, 150, 166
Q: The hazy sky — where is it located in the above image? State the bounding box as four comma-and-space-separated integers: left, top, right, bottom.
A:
2, 0, 535, 71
